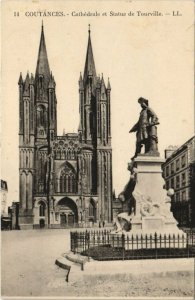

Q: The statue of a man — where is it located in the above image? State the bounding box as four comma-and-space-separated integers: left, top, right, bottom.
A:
129, 97, 159, 158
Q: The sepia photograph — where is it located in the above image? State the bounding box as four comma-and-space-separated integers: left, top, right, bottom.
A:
1, 0, 195, 299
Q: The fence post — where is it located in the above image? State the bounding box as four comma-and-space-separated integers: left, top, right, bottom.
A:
182, 234, 184, 249
150, 234, 152, 249
187, 232, 189, 258
97, 231, 100, 259
146, 234, 148, 249
168, 234, 171, 249
107, 230, 110, 244
103, 230, 105, 245
127, 234, 129, 251
87, 231, 90, 261
136, 235, 138, 250
75, 231, 78, 254
122, 233, 125, 261
155, 232, 157, 259
177, 234, 180, 249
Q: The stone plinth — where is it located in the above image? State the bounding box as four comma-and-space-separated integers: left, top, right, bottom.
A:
133, 155, 166, 207
112, 154, 186, 249
130, 155, 183, 237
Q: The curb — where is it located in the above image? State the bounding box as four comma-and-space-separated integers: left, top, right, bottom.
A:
64, 252, 89, 271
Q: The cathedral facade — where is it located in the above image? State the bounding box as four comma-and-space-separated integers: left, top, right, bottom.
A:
18, 25, 113, 229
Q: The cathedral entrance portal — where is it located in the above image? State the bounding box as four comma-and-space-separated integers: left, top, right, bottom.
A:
57, 197, 78, 228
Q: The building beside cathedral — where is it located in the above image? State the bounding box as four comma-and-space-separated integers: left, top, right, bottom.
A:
163, 136, 195, 227
18, 25, 113, 229
1, 180, 8, 217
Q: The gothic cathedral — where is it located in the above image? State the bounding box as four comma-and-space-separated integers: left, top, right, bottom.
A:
18, 25, 113, 229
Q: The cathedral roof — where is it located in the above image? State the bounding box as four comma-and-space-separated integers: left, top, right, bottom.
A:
35, 23, 50, 81
83, 25, 97, 86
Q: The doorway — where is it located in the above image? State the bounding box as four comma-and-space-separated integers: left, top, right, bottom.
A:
60, 213, 66, 226
39, 219, 45, 228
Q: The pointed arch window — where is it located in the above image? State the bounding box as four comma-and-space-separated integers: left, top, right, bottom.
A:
39, 129, 44, 136
39, 201, 46, 216
26, 155, 28, 167
37, 105, 47, 130
89, 200, 96, 220
59, 163, 77, 193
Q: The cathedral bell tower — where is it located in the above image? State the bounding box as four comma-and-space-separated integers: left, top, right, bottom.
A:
78, 26, 113, 223
18, 71, 35, 228
18, 24, 57, 229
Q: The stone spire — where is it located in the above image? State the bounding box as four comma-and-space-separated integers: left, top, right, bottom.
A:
100, 74, 107, 100
83, 25, 97, 85
18, 72, 23, 85
30, 73, 34, 85
35, 22, 50, 81
107, 77, 111, 90
23, 72, 30, 96
79, 72, 84, 90
48, 72, 55, 89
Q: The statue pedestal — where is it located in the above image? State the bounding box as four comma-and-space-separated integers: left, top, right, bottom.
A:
131, 155, 185, 238
133, 155, 166, 207
113, 155, 186, 249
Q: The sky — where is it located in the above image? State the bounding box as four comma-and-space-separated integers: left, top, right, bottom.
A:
1, 0, 194, 206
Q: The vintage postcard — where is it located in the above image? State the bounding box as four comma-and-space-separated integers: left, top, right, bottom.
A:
1, 0, 195, 299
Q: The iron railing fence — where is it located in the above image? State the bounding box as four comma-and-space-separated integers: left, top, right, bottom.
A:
70, 229, 195, 261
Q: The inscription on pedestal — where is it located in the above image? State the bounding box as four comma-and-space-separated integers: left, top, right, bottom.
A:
143, 217, 164, 230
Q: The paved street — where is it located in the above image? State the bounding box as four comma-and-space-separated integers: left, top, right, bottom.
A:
2, 229, 70, 297
1, 229, 194, 298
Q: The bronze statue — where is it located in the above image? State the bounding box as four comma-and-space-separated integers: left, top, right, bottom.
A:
129, 97, 159, 158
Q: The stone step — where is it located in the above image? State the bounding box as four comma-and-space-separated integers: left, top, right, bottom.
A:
55, 253, 87, 282
64, 251, 90, 270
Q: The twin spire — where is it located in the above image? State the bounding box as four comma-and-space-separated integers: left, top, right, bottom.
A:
19, 23, 110, 90
36, 22, 97, 86
82, 24, 111, 90
35, 22, 50, 80
83, 24, 97, 85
